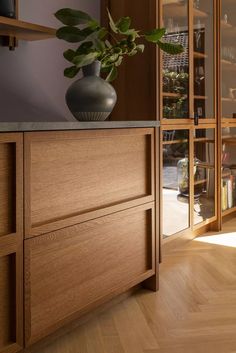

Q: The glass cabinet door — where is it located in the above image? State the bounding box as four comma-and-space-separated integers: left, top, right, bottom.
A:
162, 1, 189, 120
221, 1, 236, 120
193, 0, 215, 120
194, 128, 216, 224
162, 129, 190, 237
222, 126, 236, 213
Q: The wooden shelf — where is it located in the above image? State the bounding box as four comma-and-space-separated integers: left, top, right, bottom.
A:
162, 92, 187, 98
221, 20, 233, 30
222, 171, 231, 178
162, 138, 188, 145
194, 179, 207, 185
193, 8, 208, 19
194, 137, 214, 143
194, 95, 208, 100
163, 92, 180, 98
222, 205, 236, 217
163, 3, 208, 19
0, 16, 56, 41
194, 52, 208, 59
222, 97, 236, 103
221, 138, 236, 145
197, 162, 214, 169
221, 59, 236, 71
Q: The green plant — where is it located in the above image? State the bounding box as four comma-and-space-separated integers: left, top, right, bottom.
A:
55, 8, 184, 82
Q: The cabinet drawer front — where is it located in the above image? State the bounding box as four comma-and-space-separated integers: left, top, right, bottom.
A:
25, 203, 155, 345
24, 129, 155, 237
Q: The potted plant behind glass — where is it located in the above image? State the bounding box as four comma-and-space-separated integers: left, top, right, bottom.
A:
55, 8, 184, 121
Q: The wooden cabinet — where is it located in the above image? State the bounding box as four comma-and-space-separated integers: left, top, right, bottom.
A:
25, 203, 155, 345
24, 129, 155, 237
0, 134, 23, 353
160, 0, 218, 245
23, 128, 158, 346
102, 0, 220, 245
220, 1, 236, 219
0, 127, 158, 352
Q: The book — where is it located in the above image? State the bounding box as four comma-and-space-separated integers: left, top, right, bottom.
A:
222, 179, 228, 211
227, 177, 233, 209
231, 175, 236, 206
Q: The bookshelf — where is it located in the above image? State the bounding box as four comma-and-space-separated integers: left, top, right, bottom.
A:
102, 0, 236, 246
160, 0, 217, 239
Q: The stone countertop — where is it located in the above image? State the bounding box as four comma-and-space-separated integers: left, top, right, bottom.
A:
0, 121, 160, 132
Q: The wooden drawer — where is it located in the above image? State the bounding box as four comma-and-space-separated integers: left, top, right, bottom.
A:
24, 203, 156, 345
24, 128, 155, 237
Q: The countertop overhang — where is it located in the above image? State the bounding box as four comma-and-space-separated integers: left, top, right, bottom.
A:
0, 121, 160, 132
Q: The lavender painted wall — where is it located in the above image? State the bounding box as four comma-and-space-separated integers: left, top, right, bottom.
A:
0, 0, 100, 122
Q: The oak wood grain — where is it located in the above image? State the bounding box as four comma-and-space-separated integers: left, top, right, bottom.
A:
0, 133, 23, 353
24, 129, 155, 237
24, 203, 155, 346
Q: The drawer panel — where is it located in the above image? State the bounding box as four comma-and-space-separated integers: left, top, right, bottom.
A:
25, 203, 155, 345
24, 129, 154, 237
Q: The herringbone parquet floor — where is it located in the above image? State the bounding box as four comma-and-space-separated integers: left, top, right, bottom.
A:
34, 218, 236, 353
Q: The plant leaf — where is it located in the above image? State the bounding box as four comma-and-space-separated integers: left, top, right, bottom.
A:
63, 49, 77, 62
107, 9, 118, 33
106, 65, 118, 82
136, 44, 145, 53
88, 19, 100, 30
128, 49, 138, 56
94, 39, 105, 52
64, 66, 80, 78
145, 28, 166, 42
157, 40, 184, 55
56, 26, 87, 43
115, 56, 123, 67
73, 52, 99, 68
98, 27, 108, 39
55, 8, 93, 26
76, 41, 94, 55
105, 40, 112, 48
116, 16, 131, 33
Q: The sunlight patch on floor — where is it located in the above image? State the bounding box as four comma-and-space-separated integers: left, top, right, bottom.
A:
195, 232, 236, 248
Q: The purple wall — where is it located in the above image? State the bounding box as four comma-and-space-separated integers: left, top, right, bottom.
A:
0, 0, 100, 122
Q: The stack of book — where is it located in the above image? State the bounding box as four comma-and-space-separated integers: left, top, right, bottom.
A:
222, 168, 236, 211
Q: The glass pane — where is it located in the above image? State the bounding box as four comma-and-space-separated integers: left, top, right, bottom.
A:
222, 126, 236, 211
221, 1, 236, 119
162, 129, 189, 237
193, 0, 214, 119
194, 129, 215, 225
162, 0, 189, 119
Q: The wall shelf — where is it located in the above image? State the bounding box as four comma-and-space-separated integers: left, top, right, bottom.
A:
0, 16, 56, 41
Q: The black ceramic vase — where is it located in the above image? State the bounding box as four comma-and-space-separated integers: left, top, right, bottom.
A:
66, 61, 117, 121
0, 0, 15, 17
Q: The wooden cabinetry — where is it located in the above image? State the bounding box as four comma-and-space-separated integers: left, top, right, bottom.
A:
102, 0, 221, 246
220, 1, 236, 219
0, 133, 23, 353
0, 127, 158, 352
23, 128, 158, 346
24, 129, 155, 237
25, 204, 155, 345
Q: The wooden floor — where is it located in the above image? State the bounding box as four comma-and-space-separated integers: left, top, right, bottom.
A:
32, 218, 236, 353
